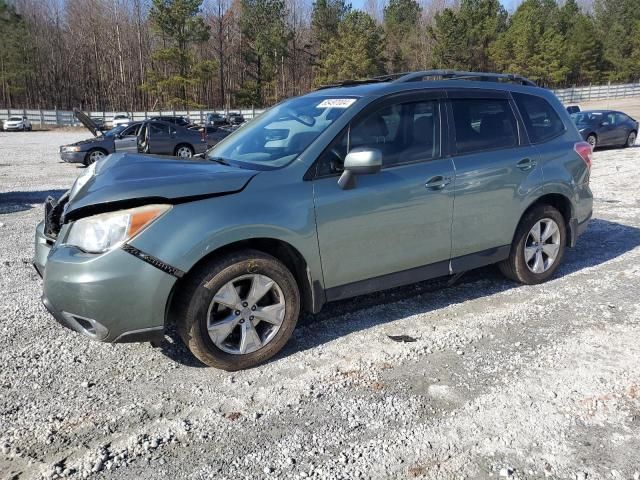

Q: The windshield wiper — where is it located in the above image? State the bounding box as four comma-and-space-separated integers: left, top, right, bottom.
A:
208, 156, 231, 166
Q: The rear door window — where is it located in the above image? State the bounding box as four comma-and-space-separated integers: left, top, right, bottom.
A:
513, 93, 565, 143
150, 122, 170, 136
450, 98, 518, 154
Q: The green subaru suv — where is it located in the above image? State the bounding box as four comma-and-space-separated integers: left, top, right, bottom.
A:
34, 71, 593, 370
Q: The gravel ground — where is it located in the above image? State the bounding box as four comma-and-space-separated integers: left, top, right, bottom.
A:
1, 130, 639, 480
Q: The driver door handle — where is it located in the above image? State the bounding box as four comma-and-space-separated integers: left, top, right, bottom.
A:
517, 158, 537, 171
425, 175, 452, 190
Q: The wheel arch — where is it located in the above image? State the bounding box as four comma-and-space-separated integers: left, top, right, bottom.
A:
518, 193, 574, 247
166, 237, 322, 327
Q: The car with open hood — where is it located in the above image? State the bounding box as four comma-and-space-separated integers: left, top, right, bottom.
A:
60, 109, 142, 165
35, 70, 593, 371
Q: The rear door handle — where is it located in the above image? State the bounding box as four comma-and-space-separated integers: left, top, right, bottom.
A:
425, 175, 452, 190
517, 158, 537, 171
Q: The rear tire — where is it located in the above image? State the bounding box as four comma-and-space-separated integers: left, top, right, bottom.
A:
586, 134, 597, 149
175, 144, 194, 158
176, 250, 300, 371
499, 204, 566, 285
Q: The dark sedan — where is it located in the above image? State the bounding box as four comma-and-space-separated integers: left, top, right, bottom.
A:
137, 120, 208, 158
571, 110, 638, 149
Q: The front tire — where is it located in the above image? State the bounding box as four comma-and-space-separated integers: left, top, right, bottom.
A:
84, 148, 107, 166
586, 134, 597, 149
176, 250, 300, 371
499, 205, 566, 285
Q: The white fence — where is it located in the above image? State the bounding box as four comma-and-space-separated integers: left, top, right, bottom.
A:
553, 82, 640, 104
3, 81, 640, 127
0, 108, 265, 128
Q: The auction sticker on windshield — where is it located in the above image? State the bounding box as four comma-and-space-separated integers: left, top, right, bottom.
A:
317, 98, 356, 109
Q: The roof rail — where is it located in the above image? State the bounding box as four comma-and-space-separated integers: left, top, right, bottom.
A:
315, 70, 537, 90
393, 70, 537, 87
315, 75, 397, 90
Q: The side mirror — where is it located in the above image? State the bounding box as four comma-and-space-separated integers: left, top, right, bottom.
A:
600, 121, 609, 127
337, 148, 382, 190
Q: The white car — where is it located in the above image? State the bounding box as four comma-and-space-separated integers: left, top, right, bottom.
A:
111, 113, 131, 128
2, 116, 32, 131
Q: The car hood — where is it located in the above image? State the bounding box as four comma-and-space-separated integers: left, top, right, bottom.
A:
65, 137, 108, 147
64, 152, 259, 219
73, 108, 100, 137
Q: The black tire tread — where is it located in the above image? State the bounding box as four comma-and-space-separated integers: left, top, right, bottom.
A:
175, 250, 300, 371
498, 204, 566, 285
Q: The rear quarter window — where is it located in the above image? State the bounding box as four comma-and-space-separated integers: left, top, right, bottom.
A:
513, 93, 566, 143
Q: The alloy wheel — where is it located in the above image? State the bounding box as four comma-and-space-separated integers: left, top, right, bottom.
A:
524, 218, 561, 274
207, 274, 286, 355
87, 150, 105, 164
628, 132, 637, 147
587, 135, 597, 148
176, 146, 193, 158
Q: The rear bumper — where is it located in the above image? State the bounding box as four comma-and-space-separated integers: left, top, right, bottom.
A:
34, 221, 176, 343
569, 211, 592, 247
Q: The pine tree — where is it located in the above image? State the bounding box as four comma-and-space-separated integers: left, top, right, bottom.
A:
144, 0, 213, 108
237, 0, 291, 106
594, 0, 640, 81
430, 0, 507, 71
314, 11, 385, 85
0, 0, 32, 108
383, 0, 421, 72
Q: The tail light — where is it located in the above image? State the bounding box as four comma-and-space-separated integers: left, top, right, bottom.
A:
199, 128, 206, 142
574, 141, 593, 170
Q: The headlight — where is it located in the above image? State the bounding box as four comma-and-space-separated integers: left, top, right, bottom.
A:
65, 204, 171, 254
63, 146, 82, 152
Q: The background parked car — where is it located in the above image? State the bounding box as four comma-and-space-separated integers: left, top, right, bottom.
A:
60, 109, 142, 165
571, 110, 638, 148
111, 113, 131, 127
566, 105, 581, 114
2, 116, 32, 131
137, 120, 207, 158
90, 117, 106, 131
149, 115, 192, 127
191, 124, 232, 147
226, 112, 245, 125
206, 113, 227, 126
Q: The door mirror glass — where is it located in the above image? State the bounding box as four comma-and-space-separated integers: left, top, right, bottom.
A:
338, 148, 382, 189
600, 121, 609, 127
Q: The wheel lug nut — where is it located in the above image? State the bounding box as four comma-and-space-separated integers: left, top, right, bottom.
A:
242, 302, 248, 307
249, 316, 254, 321
251, 305, 256, 311
235, 310, 241, 316
239, 319, 245, 323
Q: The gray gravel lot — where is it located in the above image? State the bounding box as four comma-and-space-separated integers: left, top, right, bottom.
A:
1, 130, 639, 480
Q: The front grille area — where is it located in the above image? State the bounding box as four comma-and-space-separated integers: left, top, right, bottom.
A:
44, 192, 69, 237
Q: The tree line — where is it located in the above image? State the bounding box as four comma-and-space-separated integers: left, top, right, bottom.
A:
0, 0, 639, 111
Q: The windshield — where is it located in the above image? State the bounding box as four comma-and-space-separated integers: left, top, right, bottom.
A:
104, 125, 126, 137
571, 112, 603, 125
8, 117, 22, 121
207, 96, 357, 169
114, 115, 127, 119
